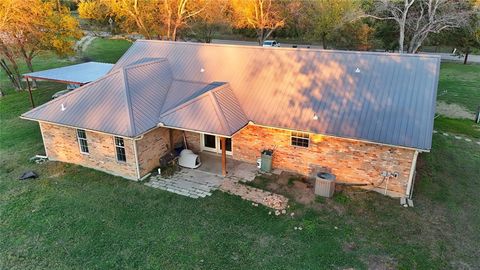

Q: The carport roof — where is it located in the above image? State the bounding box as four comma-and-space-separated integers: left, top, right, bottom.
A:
23, 62, 113, 84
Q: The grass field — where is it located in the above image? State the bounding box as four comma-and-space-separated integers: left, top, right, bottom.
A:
1, 39, 479, 269
437, 62, 480, 113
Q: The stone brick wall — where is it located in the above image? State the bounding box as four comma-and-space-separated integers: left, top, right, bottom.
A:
184, 131, 201, 153
169, 129, 200, 153
40, 122, 138, 180
136, 127, 170, 177
232, 125, 415, 197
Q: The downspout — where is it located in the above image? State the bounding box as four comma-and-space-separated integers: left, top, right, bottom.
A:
132, 139, 141, 180
38, 123, 50, 158
406, 151, 419, 199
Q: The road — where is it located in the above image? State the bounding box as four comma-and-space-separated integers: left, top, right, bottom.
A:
211, 39, 480, 64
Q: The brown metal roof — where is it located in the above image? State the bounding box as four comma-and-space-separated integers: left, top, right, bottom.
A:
160, 83, 248, 136
22, 59, 248, 137
112, 41, 440, 150
22, 59, 173, 137
23, 41, 440, 149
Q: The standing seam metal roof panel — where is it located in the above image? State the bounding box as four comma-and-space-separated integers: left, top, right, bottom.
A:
25, 40, 440, 150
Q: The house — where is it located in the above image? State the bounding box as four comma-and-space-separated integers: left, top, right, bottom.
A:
21, 40, 440, 198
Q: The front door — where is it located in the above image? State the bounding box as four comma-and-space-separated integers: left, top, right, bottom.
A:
201, 134, 232, 155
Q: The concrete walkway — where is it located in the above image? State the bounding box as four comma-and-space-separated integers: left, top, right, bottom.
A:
145, 169, 224, 198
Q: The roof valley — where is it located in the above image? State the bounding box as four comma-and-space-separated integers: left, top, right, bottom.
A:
121, 68, 137, 136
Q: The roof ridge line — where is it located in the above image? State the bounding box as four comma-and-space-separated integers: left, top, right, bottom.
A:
171, 78, 212, 84
21, 69, 122, 117
121, 69, 137, 136
208, 91, 231, 134
134, 40, 442, 59
123, 58, 167, 70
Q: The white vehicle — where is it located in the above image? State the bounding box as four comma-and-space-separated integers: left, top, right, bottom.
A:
262, 40, 280, 47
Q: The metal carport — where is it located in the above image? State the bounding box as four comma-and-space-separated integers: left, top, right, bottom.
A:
23, 62, 113, 108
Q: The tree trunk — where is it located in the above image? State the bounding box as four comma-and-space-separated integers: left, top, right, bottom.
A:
398, 25, 405, 53
0, 58, 23, 91
322, 33, 327, 49
463, 47, 470, 65
258, 28, 264, 45
24, 57, 38, 88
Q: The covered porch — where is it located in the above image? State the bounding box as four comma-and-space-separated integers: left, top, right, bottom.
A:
197, 152, 257, 182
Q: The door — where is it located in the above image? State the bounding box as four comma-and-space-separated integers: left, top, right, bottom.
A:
201, 134, 232, 155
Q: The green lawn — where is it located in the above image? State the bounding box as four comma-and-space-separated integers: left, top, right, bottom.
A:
437, 62, 480, 113
83, 38, 133, 63
1, 41, 480, 269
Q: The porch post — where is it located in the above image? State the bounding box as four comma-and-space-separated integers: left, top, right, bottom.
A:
220, 137, 227, 176
26, 77, 35, 108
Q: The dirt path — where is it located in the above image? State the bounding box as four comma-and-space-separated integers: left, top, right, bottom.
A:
75, 35, 97, 53
436, 101, 475, 120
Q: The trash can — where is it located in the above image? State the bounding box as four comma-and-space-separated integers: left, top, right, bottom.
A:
315, 172, 336, 197
260, 149, 273, 172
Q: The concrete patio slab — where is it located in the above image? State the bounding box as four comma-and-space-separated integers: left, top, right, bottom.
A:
197, 152, 258, 182
145, 168, 224, 198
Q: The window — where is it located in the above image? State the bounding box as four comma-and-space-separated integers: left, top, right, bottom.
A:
291, 131, 309, 148
114, 137, 126, 162
77, 129, 89, 154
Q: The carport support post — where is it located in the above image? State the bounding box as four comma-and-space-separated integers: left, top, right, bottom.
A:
26, 77, 35, 108
221, 137, 227, 176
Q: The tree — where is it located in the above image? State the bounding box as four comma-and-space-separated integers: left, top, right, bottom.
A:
368, 0, 471, 53
78, 0, 112, 33
309, 0, 361, 49
97, 0, 160, 39
230, 0, 286, 45
188, 0, 229, 43
331, 22, 376, 51
453, 1, 480, 64
160, 0, 207, 41
80, 0, 207, 41
0, 0, 82, 90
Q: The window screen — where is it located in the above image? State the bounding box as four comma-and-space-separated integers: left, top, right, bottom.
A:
77, 129, 89, 153
291, 131, 309, 148
115, 137, 126, 162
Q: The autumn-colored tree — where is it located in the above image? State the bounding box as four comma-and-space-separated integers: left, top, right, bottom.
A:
78, 0, 112, 32
79, 0, 207, 40
0, 0, 82, 90
230, 0, 286, 45
160, 0, 207, 41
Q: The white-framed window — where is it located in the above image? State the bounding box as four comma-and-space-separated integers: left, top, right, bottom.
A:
77, 129, 89, 154
114, 137, 127, 162
291, 131, 310, 148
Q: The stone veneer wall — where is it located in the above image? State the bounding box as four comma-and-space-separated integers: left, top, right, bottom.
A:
232, 125, 416, 196
135, 127, 170, 177
170, 129, 201, 153
135, 128, 202, 177
40, 122, 138, 180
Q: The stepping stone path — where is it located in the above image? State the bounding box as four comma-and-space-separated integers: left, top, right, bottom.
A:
433, 130, 480, 146
145, 169, 224, 198
219, 181, 289, 210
